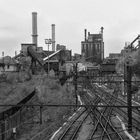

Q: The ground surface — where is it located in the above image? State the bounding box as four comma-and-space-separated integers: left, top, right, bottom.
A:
2, 72, 139, 140
76, 116, 93, 140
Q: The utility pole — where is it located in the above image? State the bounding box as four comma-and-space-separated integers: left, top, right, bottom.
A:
40, 106, 43, 124
2, 52, 5, 72
124, 63, 127, 96
126, 61, 132, 132
45, 39, 52, 76
74, 62, 78, 109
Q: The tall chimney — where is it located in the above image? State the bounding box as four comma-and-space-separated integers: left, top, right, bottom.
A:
52, 24, 55, 51
101, 26, 104, 34
84, 29, 87, 41
32, 12, 38, 48
101, 27, 104, 60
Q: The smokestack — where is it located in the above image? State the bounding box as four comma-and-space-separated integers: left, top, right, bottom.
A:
32, 12, 38, 48
52, 24, 55, 51
84, 29, 87, 41
101, 27, 104, 60
101, 27, 104, 34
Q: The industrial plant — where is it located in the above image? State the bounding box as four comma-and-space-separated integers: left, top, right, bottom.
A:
0, 11, 140, 140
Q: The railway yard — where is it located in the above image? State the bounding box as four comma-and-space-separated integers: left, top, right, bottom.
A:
2, 63, 140, 140
1, 10, 140, 140
49, 78, 140, 140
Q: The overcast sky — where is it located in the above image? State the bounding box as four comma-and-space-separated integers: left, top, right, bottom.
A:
0, 0, 140, 57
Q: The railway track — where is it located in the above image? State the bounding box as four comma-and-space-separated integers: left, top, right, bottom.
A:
55, 92, 100, 140
82, 87, 125, 140
57, 108, 89, 140
91, 82, 140, 132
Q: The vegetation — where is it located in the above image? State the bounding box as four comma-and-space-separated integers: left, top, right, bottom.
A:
17, 75, 75, 140
0, 76, 36, 115
5, 72, 31, 83
36, 76, 75, 118
18, 56, 31, 72
116, 48, 140, 76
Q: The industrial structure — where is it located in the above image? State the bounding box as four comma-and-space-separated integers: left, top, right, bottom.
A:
52, 24, 56, 51
32, 12, 38, 48
16, 12, 72, 75
81, 27, 104, 64
1, 10, 140, 140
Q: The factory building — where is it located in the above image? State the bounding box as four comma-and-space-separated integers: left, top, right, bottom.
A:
13, 12, 72, 75
81, 27, 104, 64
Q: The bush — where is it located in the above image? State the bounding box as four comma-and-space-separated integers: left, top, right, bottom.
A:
36, 77, 74, 105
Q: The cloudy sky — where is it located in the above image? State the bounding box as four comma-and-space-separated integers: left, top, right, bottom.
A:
0, 0, 140, 57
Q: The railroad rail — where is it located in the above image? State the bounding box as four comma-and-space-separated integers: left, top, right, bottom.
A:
57, 108, 89, 140
82, 86, 125, 140
91, 82, 140, 132
54, 92, 100, 140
